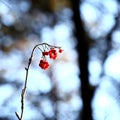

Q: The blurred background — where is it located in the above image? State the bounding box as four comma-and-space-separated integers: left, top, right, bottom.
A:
0, 0, 120, 120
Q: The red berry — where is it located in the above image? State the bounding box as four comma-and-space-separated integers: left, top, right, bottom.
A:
42, 51, 49, 56
49, 48, 57, 60
39, 60, 49, 70
59, 48, 63, 53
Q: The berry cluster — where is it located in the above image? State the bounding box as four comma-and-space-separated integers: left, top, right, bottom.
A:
39, 47, 63, 70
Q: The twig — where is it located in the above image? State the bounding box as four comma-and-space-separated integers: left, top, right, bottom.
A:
15, 43, 45, 120
15, 43, 61, 120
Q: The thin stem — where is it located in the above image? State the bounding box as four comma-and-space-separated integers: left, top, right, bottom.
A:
15, 44, 42, 120
15, 43, 61, 120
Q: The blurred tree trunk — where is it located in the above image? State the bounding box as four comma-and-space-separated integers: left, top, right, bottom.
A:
71, 0, 95, 120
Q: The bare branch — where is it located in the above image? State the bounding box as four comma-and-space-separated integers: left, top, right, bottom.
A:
15, 43, 62, 120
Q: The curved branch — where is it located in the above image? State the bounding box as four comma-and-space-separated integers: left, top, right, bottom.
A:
15, 43, 62, 120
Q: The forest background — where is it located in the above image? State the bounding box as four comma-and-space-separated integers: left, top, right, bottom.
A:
0, 0, 120, 120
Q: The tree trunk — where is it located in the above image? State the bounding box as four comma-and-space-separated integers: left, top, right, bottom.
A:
71, 0, 94, 120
